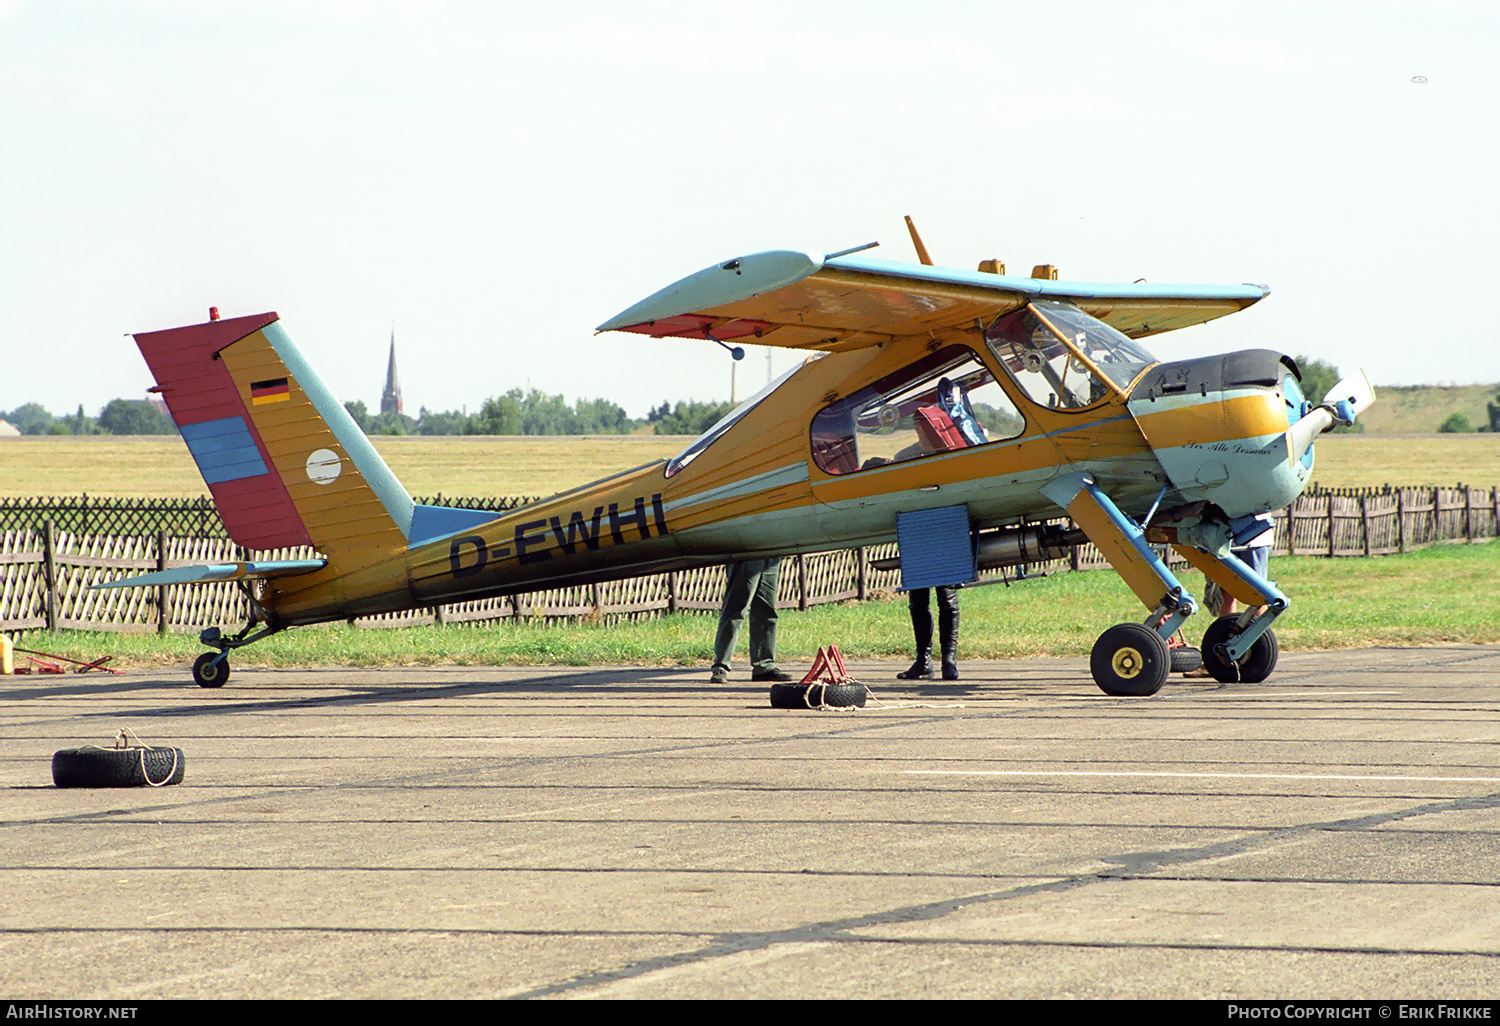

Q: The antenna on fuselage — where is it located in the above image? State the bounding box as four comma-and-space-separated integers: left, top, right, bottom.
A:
905, 215, 934, 266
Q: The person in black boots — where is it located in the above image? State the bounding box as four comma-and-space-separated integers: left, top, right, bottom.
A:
896, 585, 961, 680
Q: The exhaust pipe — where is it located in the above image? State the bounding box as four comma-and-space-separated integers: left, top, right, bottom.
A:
870, 523, 1088, 573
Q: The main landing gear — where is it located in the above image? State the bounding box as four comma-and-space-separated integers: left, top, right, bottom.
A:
1089, 607, 1281, 696
1199, 613, 1279, 683
1088, 584, 1198, 697
1091, 622, 1171, 697
1041, 474, 1287, 698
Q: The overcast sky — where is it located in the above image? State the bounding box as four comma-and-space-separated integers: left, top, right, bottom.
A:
2, 0, 1495, 422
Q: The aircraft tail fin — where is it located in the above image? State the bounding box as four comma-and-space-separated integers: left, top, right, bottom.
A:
132, 312, 486, 567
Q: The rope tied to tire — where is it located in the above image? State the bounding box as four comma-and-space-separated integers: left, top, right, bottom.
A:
114, 728, 180, 787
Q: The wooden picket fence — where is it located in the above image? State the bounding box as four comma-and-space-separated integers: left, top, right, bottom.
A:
0, 494, 540, 541
1284, 485, 1499, 556
1, 484, 1494, 635
0, 526, 907, 634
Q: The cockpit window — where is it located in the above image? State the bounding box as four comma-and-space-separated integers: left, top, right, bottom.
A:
665, 363, 802, 478
809, 345, 1024, 476
984, 300, 1157, 409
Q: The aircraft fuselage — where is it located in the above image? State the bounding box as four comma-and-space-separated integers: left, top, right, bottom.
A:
262, 327, 1310, 629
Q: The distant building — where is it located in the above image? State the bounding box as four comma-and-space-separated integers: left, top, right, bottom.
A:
0, 419, 18, 438
381, 331, 403, 416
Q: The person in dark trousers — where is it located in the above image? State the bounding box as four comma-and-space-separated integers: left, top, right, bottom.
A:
897, 585, 961, 680
710, 558, 791, 684
1186, 512, 1274, 677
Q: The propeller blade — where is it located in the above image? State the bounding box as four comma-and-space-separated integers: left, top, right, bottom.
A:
1287, 368, 1377, 460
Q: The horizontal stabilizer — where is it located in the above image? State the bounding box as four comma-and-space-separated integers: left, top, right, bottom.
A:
409, 504, 500, 548
92, 559, 328, 590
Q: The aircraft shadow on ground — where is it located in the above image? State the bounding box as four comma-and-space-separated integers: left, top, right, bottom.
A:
22, 665, 1096, 723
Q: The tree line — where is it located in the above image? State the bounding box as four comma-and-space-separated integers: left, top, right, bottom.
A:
342, 392, 736, 437
2, 400, 175, 436
2, 392, 737, 438
10, 357, 1494, 438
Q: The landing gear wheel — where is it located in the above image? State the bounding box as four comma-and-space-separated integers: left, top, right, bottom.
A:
1090, 622, 1170, 696
1200, 616, 1279, 683
193, 652, 230, 688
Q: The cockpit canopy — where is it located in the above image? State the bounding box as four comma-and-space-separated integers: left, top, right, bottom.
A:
985, 300, 1158, 409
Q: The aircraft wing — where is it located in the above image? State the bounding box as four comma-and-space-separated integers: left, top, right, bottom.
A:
92, 558, 328, 590
597, 249, 1269, 353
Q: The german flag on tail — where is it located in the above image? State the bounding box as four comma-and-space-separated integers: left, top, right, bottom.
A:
250, 377, 290, 405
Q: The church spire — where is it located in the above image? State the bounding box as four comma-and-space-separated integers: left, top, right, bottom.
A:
381, 330, 403, 416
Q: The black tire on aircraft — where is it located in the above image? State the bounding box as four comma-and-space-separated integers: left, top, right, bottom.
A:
1170, 646, 1204, 674
193, 652, 229, 688
1090, 622, 1170, 697
1200, 616, 1279, 684
52, 746, 185, 788
769, 681, 867, 709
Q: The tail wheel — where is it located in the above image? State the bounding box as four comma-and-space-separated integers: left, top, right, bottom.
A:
1200, 616, 1279, 683
193, 653, 230, 688
1090, 622, 1169, 697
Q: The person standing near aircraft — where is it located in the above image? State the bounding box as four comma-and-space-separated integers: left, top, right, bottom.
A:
896, 376, 977, 682
1222, 513, 1276, 615
1187, 512, 1275, 677
1201, 512, 1276, 618
897, 586, 961, 680
710, 559, 792, 684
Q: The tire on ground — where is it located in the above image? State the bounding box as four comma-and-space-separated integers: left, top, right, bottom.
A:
1170, 646, 1204, 674
52, 746, 186, 788
769, 682, 867, 709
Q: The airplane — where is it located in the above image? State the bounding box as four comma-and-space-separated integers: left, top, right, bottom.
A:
98, 221, 1374, 696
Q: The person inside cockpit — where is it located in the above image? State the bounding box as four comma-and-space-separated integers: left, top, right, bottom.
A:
937, 376, 987, 446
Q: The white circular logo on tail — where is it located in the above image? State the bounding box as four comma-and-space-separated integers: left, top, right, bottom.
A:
306, 448, 342, 485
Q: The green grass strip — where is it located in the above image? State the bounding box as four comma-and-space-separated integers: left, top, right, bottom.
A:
12, 540, 1498, 671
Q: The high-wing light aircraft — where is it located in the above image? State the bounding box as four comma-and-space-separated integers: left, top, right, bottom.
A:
100, 223, 1373, 695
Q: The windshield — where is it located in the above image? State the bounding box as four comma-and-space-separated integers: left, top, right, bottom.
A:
665, 363, 803, 478
984, 300, 1157, 409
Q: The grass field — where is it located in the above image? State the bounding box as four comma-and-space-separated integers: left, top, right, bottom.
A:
0, 434, 687, 499
16, 541, 1498, 673
1298, 433, 1500, 489
2, 432, 1498, 498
